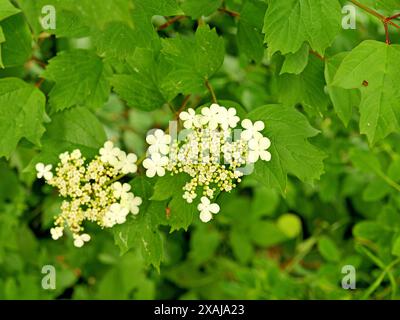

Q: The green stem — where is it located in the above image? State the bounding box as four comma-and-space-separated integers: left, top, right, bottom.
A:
361, 258, 400, 299
205, 78, 217, 103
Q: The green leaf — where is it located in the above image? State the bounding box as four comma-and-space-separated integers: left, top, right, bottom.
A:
168, 195, 196, 232
263, 0, 342, 55
333, 40, 400, 144
111, 48, 172, 111
248, 104, 326, 193
0, 14, 32, 68
16, 0, 90, 37
43, 50, 111, 112
278, 55, 328, 115
151, 173, 195, 231
350, 148, 381, 174
362, 178, 391, 202
250, 221, 288, 247
237, 0, 267, 64
0, 78, 46, 158
113, 201, 164, 269
318, 236, 340, 262
0, 26, 5, 68
376, 0, 400, 12
29, 106, 106, 167
230, 228, 254, 264
161, 25, 225, 95
353, 221, 384, 242
134, 0, 183, 16
181, 0, 222, 18
280, 43, 309, 75
151, 173, 190, 201
392, 235, 400, 257
94, 22, 137, 59
189, 225, 221, 265
325, 52, 360, 126
0, 0, 20, 21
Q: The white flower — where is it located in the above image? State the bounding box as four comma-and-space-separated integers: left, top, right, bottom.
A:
197, 196, 220, 223
117, 151, 138, 174
241, 119, 265, 141
104, 203, 129, 226
35, 163, 53, 180
146, 129, 171, 155
248, 137, 272, 163
121, 193, 142, 215
180, 108, 201, 129
143, 153, 169, 177
50, 227, 63, 240
73, 233, 90, 248
59, 152, 69, 164
112, 182, 131, 199
201, 104, 221, 130
99, 141, 120, 164
183, 191, 197, 204
218, 107, 240, 130
71, 149, 82, 160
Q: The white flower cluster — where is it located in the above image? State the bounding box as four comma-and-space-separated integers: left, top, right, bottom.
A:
143, 103, 272, 223
35, 141, 142, 247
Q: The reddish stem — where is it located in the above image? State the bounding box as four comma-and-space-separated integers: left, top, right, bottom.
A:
309, 50, 325, 61
158, 16, 185, 31
218, 7, 240, 18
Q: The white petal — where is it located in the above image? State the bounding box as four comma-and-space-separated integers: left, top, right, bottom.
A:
259, 137, 271, 149
131, 206, 140, 215
35, 163, 45, 171
260, 150, 272, 161
44, 172, 53, 181
104, 141, 114, 149
127, 153, 137, 163
209, 203, 220, 214
133, 196, 143, 206
81, 234, 91, 242
156, 167, 166, 177
159, 144, 170, 155
254, 121, 265, 131
142, 158, 153, 170
248, 151, 259, 163
74, 238, 84, 248
183, 121, 193, 129
241, 130, 253, 141
201, 197, 210, 205
248, 139, 258, 150
159, 156, 169, 166
200, 211, 213, 223
241, 119, 252, 129
163, 134, 172, 144
146, 168, 156, 178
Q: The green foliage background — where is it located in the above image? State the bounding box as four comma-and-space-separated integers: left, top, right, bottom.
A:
1, 0, 400, 299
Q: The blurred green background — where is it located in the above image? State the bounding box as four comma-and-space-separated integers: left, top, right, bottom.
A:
1, 0, 400, 299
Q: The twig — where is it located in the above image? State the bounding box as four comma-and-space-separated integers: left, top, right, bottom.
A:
218, 7, 240, 18
35, 78, 45, 88
157, 16, 185, 31
174, 95, 191, 119
309, 50, 325, 61
350, 0, 400, 44
205, 79, 217, 103
350, 0, 399, 27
